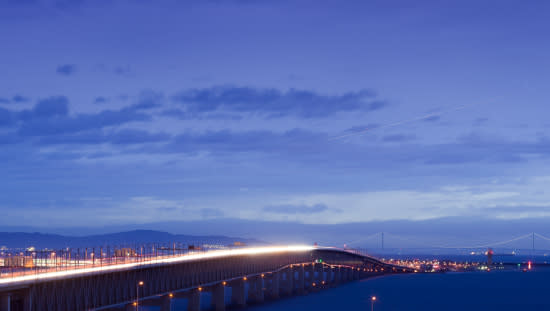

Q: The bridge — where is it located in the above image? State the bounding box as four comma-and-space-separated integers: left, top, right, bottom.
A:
0, 245, 411, 311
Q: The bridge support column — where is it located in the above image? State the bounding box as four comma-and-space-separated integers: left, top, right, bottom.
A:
212, 283, 225, 311
1, 294, 10, 311
333, 266, 341, 284
281, 268, 293, 296
248, 275, 264, 304
230, 279, 246, 308
160, 295, 173, 311
340, 267, 347, 282
296, 265, 305, 294
305, 264, 315, 290
266, 272, 280, 300
187, 289, 201, 311
326, 266, 333, 285
314, 263, 324, 285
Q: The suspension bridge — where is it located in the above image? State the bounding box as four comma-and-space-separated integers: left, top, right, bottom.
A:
345, 232, 550, 251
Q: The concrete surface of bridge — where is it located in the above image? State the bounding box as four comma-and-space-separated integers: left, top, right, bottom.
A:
0, 246, 411, 311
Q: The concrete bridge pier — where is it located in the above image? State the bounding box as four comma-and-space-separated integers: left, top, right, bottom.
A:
295, 265, 305, 295
305, 264, 315, 290
159, 295, 173, 311
314, 263, 324, 286
280, 268, 294, 296
265, 272, 280, 300
248, 275, 264, 304
211, 283, 225, 311
326, 266, 333, 285
230, 279, 246, 308
333, 266, 341, 284
345, 267, 352, 282
187, 289, 202, 311
1, 294, 10, 311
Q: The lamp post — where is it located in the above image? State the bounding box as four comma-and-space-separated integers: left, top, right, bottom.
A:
371, 296, 377, 311
136, 281, 144, 311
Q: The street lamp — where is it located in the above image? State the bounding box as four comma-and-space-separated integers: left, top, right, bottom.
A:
136, 281, 144, 311
371, 296, 377, 311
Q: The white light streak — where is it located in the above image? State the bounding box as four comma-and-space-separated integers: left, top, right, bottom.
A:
0, 245, 315, 287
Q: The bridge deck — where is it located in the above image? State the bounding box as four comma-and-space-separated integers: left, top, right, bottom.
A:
0, 245, 319, 288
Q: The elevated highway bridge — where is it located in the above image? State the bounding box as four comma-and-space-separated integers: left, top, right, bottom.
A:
0, 245, 412, 311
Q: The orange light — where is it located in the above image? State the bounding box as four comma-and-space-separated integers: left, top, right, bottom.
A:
372, 296, 377, 301
198, 287, 203, 292
312, 282, 316, 287
261, 274, 265, 278
169, 293, 173, 298
138, 281, 144, 286
243, 277, 247, 281
133, 302, 137, 306
222, 281, 227, 286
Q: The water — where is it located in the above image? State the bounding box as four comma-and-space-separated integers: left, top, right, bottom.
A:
247, 268, 550, 311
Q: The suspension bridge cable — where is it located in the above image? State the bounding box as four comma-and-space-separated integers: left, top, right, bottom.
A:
374, 232, 535, 249
438, 233, 533, 249
534, 233, 550, 242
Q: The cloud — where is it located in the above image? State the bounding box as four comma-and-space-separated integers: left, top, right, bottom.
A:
263, 203, 329, 214
171, 86, 386, 119
113, 65, 131, 75
19, 108, 151, 136
134, 90, 163, 110
56, 64, 77, 76
200, 208, 225, 218
1, 96, 69, 127
0, 95, 30, 104
382, 134, 416, 142
474, 117, 489, 126
0, 107, 14, 127
344, 124, 380, 133
423, 115, 440, 122
161, 108, 243, 120
26, 96, 69, 119
0, 96, 153, 136
94, 97, 108, 104
37, 129, 171, 146
160, 128, 326, 155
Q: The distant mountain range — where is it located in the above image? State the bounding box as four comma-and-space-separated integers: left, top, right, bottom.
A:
0, 230, 263, 250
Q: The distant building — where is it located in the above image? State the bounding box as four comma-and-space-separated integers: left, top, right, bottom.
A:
487, 248, 494, 266
3, 256, 34, 268
114, 248, 137, 257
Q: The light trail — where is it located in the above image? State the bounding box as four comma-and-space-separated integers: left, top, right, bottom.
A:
0, 245, 315, 287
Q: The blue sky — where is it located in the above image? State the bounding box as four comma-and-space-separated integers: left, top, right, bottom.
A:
1, 0, 550, 229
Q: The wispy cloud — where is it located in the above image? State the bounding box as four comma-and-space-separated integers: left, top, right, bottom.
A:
56, 64, 77, 76
263, 203, 329, 215
171, 86, 387, 119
